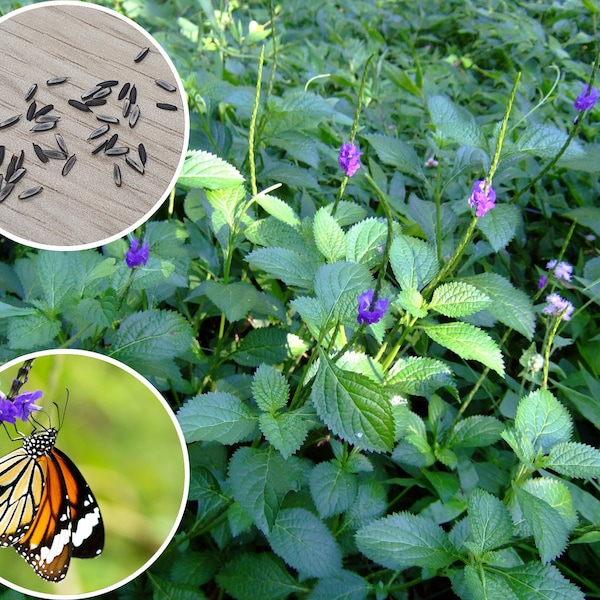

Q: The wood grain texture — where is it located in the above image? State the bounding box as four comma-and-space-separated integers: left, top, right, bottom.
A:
0, 3, 187, 248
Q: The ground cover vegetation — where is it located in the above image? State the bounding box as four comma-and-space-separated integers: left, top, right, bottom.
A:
0, 0, 599, 598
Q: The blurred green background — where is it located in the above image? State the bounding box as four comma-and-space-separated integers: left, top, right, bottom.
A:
0, 351, 188, 596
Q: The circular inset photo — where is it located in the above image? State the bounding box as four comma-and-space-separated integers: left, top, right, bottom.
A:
0, 350, 189, 598
0, 1, 189, 250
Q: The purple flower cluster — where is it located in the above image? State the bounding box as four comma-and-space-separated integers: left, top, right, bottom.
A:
538, 258, 573, 289
543, 293, 574, 321
357, 290, 389, 325
468, 180, 496, 217
126, 238, 150, 268
574, 84, 599, 112
338, 143, 363, 177
0, 390, 43, 424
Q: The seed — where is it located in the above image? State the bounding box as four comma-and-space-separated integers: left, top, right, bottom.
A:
47, 76, 69, 85
31, 121, 56, 132
34, 104, 54, 118
55, 133, 68, 154
134, 46, 149, 63
155, 79, 177, 92
92, 87, 112, 100
0, 114, 21, 129
129, 105, 140, 128
33, 143, 49, 163
92, 139, 109, 155
105, 147, 129, 156
43, 150, 67, 160
68, 99, 92, 112
18, 186, 43, 200
36, 115, 61, 123
16, 149, 24, 170
88, 124, 110, 140
26, 101, 37, 121
5, 154, 18, 180
0, 175, 3, 188
62, 154, 77, 176
122, 98, 131, 118
129, 85, 137, 105
138, 143, 147, 166
85, 98, 107, 107
105, 133, 118, 150
113, 163, 122, 187
96, 114, 119, 124
156, 103, 178, 111
0, 183, 15, 202
125, 155, 144, 174
118, 83, 130, 101
0, 145, 4, 167
81, 85, 102, 100
98, 79, 119, 88
8, 168, 26, 184
25, 83, 38, 102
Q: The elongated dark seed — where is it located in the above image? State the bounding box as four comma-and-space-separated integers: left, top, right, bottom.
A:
129, 85, 137, 105
43, 150, 67, 160
129, 105, 140, 128
18, 186, 42, 200
34, 104, 54, 118
82, 85, 101, 100
122, 98, 131, 118
33, 143, 49, 163
156, 103, 178, 111
62, 154, 76, 176
105, 147, 129, 156
8, 168, 26, 184
68, 99, 92, 112
125, 155, 144, 174
47, 76, 69, 85
0, 183, 15, 202
88, 124, 110, 140
0, 114, 21, 129
98, 79, 119, 88
85, 98, 107, 107
138, 143, 147, 166
92, 87, 112, 100
36, 115, 60, 123
114, 163, 122, 187
0, 145, 4, 167
105, 133, 118, 150
6, 154, 18, 180
134, 46, 149, 62
26, 101, 37, 121
0, 175, 3, 188
55, 133, 68, 154
92, 139, 109, 155
96, 114, 119, 124
16, 150, 24, 170
118, 82, 130, 100
31, 121, 56, 132
25, 83, 37, 102
155, 79, 177, 92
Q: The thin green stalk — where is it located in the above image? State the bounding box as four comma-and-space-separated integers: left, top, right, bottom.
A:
248, 46, 265, 197
266, 0, 278, 98
542, 311, 567, 388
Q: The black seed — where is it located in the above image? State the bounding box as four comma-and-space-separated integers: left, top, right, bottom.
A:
0, 183, 15, 202
156, 103, 178, 111
138, 143, 147, 166
18, 186, 42, 200
31, 121, 56, 132
0, 145, 4, 167
92, 139, 109, 155
55, 133, 68, 154
98, 79, 118, 88
16, 150, 24, 170
96, 114, 119, 124
85, 98, 107, 107
68, 99, 92, 112
155, 79, 177, 92
114, 163, 122, 187
105, 147, 129, 156
129, 105, 140, 128
81, 85, 102, 100
5, 154, 18, 180
0, 114, 21, 129
105, 133, 118, 150
34, 104, 54, 118
122, 98, 131, 118
62, 154, 76, 176
129, 85, 137, 105
92, 87, 112, 100
125, 155, 144, 174
88, 124, 109, 140
25, 83, 38, 102
8, 167, 26, 184
43, 150, 67, 160
26, 101, 37, 121
47, 76, 69, 85
33, 143, 49, 163
134, 47, 149, 63
118, 82, 130, 101
36, 115, 61, 123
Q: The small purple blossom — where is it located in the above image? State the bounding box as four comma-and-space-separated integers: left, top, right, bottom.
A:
126, 238, 150, 268
468, 180, 496, 217
357, 290, 389, 325
543, 293, 574, 321
574, 84, 599, 111
537, 274, 547, 289
338, 143, 363, 177
0, 399, 18, 424
546, 259, 573, 282
13, 390, 43, 420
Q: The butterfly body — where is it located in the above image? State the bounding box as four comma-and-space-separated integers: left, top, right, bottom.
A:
0, 427, 104, 581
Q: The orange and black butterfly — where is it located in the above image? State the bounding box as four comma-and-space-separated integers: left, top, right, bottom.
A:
0, 361, 104, 581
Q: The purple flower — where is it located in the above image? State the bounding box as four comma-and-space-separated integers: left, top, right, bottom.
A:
574, 84, 599, 111
126, 238, 150, 268
543, 293, 574, 321
468, 180, 496, 217
338, 143, 363, 177
546, 259, 573, 282
13, 390, 43, 420
537, 274, 547, 289
357, 290, 389, 325
0, 399, 18, 424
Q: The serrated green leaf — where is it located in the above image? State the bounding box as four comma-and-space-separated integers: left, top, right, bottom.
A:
313, 207, 347, 263
395, 288, 427, 318
421, 321, 505, 376
387, 356, 454, 396
188, 467, 229, 523
323, 201, 368, 227
517, 124, 578, 159
477, 204, 521, 252
428, 95, 487, 149
309, 461, 358, 519
408, 195, 459, 243
345, 218, 388, 268
252, 364, 289, 412
392, 411, 435, 467
233, 328, 309, 367
311, 351, 395, 452
202, 280, 261, 322
362, 133, 425, 179
468, 488, 513, 555
290, 295, 328, 338
500, 562, 585, 599
177, 392, 257, 443
179, 149, 244, 189
254, 193, 300, 227
0, 301, 37, 319
547, 442, 600, 479
268, 508, 342, 578
150, 575, 208, 600
461, 564, 518, 600
448, 416, 504, 448
523, 478, 577, 533
341, 480, 387, 533
261, 162, 319, 189
245, 217, 307, 251
355, 512, 454, 570
259, 411, 309, 459
515, 389, 572, 453
429, 282, 490, 317
390, 235, 439, 291
7, 312, 61, 349
35, 251, 78, 313
565, 206, 600, 236
308, 572, 370, 600
246, 247, 321, 289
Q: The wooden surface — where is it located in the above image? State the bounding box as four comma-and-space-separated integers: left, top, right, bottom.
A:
0, 3, 187, 248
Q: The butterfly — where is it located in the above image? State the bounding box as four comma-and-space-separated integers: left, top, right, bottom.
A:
0, 423, 104, 581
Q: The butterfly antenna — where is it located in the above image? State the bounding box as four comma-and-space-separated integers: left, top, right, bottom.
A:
56, 389, 69, 431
